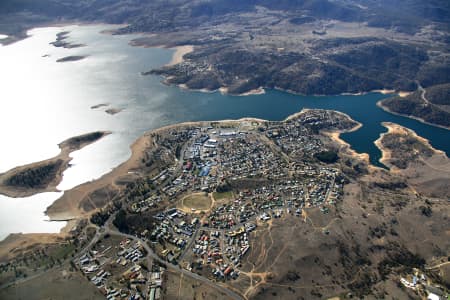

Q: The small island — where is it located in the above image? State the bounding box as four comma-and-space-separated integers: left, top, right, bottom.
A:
50, 31, 86, 49
105, 108, 124, 115
56, 55, 87, 63
90, 103, 124, 115
0, 131, 110, 198
90, 103, 109, 109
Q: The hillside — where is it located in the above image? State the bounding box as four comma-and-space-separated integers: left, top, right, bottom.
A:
0, 0, 449, 95
379, 84, 450, 129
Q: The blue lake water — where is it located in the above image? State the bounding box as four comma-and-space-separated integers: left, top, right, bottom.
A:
0, 24, 448, 239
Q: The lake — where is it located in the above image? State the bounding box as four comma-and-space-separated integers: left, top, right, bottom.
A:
0, 24, 448, 240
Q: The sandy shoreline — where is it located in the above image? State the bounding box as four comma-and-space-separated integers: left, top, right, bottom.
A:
172, 84, 266, 97
167, 45, 194, 66
45, 130, 148, 221
127, 41, 193, 66
376, 100, 450, 131
168, 80, 409, 98
374, 122, 398, 171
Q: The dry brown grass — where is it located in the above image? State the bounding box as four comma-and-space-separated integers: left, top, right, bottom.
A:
178, 193, 212, 212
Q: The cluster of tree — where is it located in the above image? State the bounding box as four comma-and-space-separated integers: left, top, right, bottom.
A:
90, 200, 122, 226
330, 41, 427, 91
6, 160, 63, 188
154, 46, 388, 95
377, 244, 425, 280
314, 150, 339, 163
65, 131, 104, 149
348, 272, 377, 298
372, 180, 407, 190
113, 209, 155, 235
216, 182, 232, 193
90, 211, 110, 227
124, 177, 155, 201
284, 270, 301, 282
424, 83, 450, 105
419, 205, 433, 217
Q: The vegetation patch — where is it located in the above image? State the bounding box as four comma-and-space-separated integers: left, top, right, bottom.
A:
212, 191, 233, 201
113, 209, 156, 234
314, 150, 339, 163
5, 160, 63, 189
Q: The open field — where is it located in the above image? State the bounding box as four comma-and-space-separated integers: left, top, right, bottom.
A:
163, 269, 229, 299
0, 233, 66, 263
212, 191, 234, 201
0, 267, 104, 300
178, 193, 213, 212
226, 178, 450, 299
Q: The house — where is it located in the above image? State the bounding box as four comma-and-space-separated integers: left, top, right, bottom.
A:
426, 286, 445, 300
220, 131, 236, 137
427, 293, 440, 300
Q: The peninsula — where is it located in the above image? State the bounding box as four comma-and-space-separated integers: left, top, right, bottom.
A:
375, 122, 450, 198
0, 131, 110, 198
378, 83, 450, 130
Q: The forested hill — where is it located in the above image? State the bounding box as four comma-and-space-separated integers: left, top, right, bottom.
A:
380, 84, 450, 129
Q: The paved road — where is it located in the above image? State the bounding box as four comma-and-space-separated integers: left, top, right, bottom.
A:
417, 81, 430, 106
426, 261, 450, 270
177, 225, 200, 262
74, 211, 118, 260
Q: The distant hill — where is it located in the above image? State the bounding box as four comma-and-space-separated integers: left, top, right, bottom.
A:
0, 0, 449, 95
1, 0, 448, 34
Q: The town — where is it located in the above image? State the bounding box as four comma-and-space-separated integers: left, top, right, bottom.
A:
5, 109, 444, 300
69, 110, 355, 299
